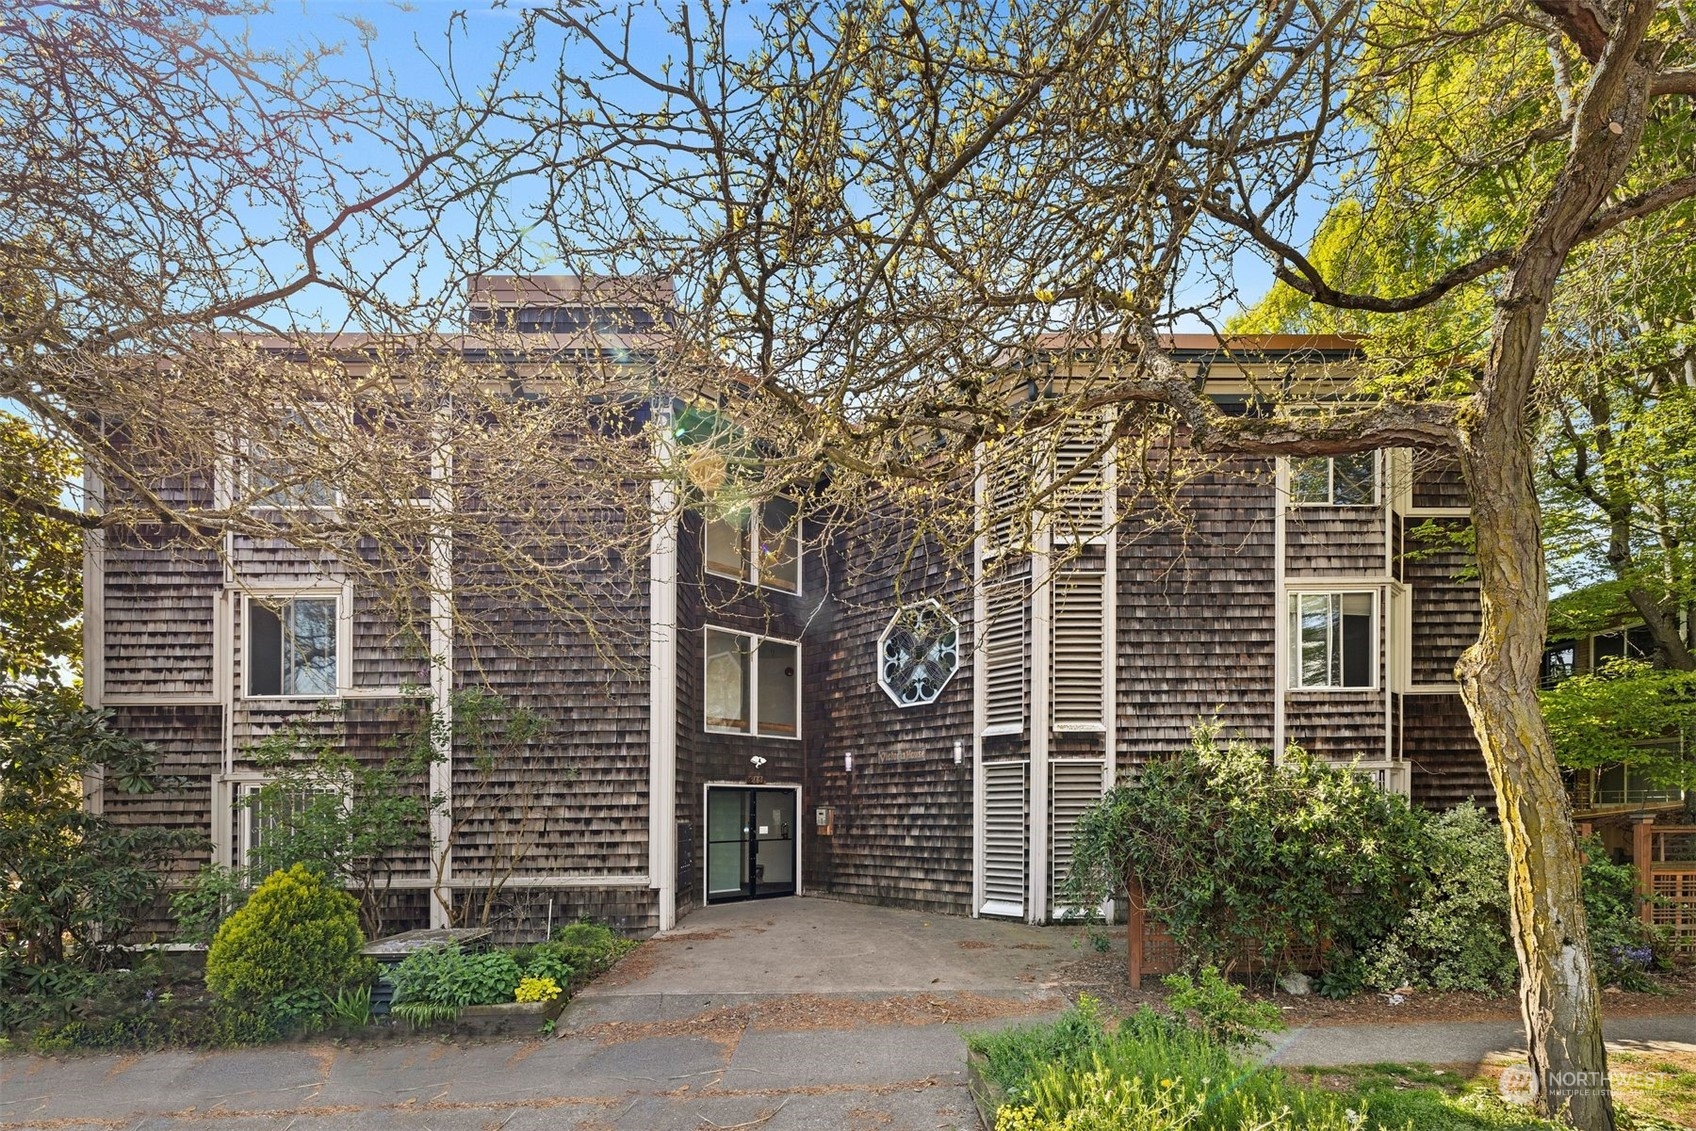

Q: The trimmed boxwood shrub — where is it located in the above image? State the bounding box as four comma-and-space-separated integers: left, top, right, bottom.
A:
204, 864, 369, 1018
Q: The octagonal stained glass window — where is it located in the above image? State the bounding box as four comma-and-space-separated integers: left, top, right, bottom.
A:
878, 600, 961, 707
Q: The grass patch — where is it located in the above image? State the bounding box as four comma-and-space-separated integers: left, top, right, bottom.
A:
969, 1002, 1694, 1131
1301, 1057, 1694, 1131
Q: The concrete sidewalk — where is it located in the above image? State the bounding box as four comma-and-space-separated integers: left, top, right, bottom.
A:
1265, 1015, 1695, 1067
4, 897, 1691, 1130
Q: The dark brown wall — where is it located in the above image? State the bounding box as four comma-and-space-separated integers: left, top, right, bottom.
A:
1285, 507, 1387, 576
1404, 692, 1493, 810
803, 510, 975, 915
100, 705, 222, 938
1116, 458, 1277, 761
1403, 516, 1479, 685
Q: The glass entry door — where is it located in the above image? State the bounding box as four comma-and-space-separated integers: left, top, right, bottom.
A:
705, 786, 797, 902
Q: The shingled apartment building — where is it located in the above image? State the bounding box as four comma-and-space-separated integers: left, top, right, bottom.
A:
83, 277, 1489, 939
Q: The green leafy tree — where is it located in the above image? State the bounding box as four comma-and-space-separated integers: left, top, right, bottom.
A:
0, 413, 81, 681
0, 685, 199, 964
1540, 658, 1696, 790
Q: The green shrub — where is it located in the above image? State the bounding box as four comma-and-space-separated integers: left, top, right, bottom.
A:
1362, 803, 1518, 993
384, 944, 523, 1026
1062, 725, 1426, 985
1582, 840, 1665, 990
1161, 966, 1283, 1047
986, 1006, 1364, 1131
204, 865, 369, 1020
550, 920, 634, 976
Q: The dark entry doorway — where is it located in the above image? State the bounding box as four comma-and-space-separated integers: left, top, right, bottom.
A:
705, 786, 797, 902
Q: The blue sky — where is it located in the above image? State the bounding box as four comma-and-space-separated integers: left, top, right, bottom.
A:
233, 1, 1280, 330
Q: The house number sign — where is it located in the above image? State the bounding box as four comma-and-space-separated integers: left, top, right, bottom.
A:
877, 599, 961, 707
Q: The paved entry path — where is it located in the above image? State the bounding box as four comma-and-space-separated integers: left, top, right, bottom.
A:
8, 897, 1691, 1130
1, 897, 1074, 1131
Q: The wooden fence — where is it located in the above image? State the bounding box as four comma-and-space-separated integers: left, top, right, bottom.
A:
1642, 823, 1696, 956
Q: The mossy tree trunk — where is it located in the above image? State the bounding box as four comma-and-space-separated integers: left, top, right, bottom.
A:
1451, 10, 1661, 1125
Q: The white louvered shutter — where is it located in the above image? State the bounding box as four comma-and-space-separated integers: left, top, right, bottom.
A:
1047, 418, 1108, 544
982, 451, 1027, 557
1049, 760, 1105, 914
1051, 566, 1106, 730
982, 760, 1029, 917
983, 576, 1028, 734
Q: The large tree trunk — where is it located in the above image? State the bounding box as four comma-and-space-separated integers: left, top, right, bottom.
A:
1452, 8, 1662, 1126
1458, 431, 1613, 1129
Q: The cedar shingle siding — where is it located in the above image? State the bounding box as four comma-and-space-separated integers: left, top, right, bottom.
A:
89, 302, 1488, 939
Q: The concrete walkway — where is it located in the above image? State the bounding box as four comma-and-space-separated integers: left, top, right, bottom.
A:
1266, 1015, 1695, 1068
4, 897, 1691, 1130
1, 896, 1071, 1131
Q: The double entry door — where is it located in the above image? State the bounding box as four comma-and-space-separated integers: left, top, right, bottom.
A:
706, 786, 797, 902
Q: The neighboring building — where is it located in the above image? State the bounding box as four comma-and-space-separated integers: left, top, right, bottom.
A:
1542, 603, 1690, 819
84, 280, 1490, 941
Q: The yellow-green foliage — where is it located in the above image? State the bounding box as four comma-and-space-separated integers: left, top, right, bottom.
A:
204, 865, 366, 1008
514, 976, 561, 1004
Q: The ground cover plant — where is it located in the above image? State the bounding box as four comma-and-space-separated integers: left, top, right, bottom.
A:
969, 994, 1692, 1131
1298, 1062, 1692, 1131
970, 992, 1356, 1131
386, 921, 637, 1027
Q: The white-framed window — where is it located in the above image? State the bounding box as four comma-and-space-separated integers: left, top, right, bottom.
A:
703, 498, 802, 593
235, 780, 341, 870
1290, 452, 1378, 506
1289, 591, 1376, 689
240, 411, 340, 510
703, 626, 801, 738
245, 593, 341, 698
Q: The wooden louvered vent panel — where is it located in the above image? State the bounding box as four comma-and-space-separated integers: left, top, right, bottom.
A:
1047, 419, 1108, 544
983, 576, 1028, 734
982, 450, 1028, 557
1050, 759, 1105, 911
982, 760, 1029, 917
1052, 566, 1106, 730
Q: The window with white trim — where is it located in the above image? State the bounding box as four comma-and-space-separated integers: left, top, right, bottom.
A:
1290, 452, 1378, 506
236, 781, 339, 869
243, 413, 339, 509
1290, 591, 1375, 689
704, 627, 801, 738
246, 595, 340, 697
703, 498, 801, 593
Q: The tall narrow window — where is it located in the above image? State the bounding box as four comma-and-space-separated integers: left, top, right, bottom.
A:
759, 497, 801, 593
756, 638, 799, 734
1290, 592, 1374, 689
247, 596, 339, 697
703, 627, 802, 739
704, 510, 750, 577
702, 499, 802, 592
704, 628, 751, 732
1290, 453, 1378, 506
